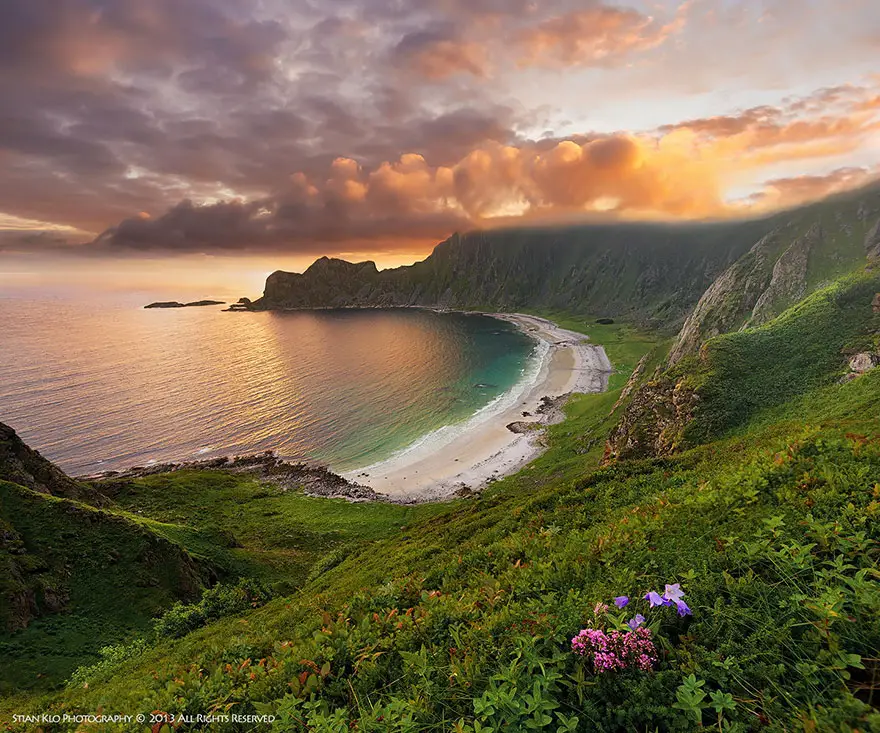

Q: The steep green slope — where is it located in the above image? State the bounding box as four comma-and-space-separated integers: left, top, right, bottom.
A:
252, 182, 880, 335
0, 479, 210, 693
607, 270, 880, 460
685, 271, 880, 442
668, 185, 880, 363
8, 279, 880, 732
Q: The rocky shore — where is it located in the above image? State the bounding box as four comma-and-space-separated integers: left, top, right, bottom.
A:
80, 451, 390, 503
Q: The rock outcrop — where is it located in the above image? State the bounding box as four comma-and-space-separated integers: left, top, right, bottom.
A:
603, 378, 699, 463
88, 451, 385, 503
866, 219, 880, 260
746, 224, 817, 327
666, 232, 782, 365
0, 422, 100, 502
849, 353, 880, 373
144, 300, 225, 309
611, 353, 651, 414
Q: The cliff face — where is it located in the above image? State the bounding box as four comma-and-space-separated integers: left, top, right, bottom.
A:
253, 220, 776, 329
667, 184, 880, 364
261, 258, 384, 308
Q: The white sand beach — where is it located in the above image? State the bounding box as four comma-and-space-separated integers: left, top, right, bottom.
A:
343, 314, 613, 501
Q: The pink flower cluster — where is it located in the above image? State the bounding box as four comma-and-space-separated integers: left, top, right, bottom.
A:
570, 627, 657, 673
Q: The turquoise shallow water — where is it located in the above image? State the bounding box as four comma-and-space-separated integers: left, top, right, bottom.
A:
0, 287, 536, 475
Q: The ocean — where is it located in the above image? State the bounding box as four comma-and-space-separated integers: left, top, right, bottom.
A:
0, 285, 537, 476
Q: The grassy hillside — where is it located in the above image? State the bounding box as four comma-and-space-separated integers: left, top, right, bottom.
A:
684, 271, 880, 443
3, 273, 879, 732
99, 470, 448, 591
0, 481, 208, 694
0, 437, 441, 696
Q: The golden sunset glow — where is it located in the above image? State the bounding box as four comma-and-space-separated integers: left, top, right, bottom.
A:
0, 0, 878, 276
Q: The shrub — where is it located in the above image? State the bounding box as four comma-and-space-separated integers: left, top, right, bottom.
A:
153, 578, 272, 639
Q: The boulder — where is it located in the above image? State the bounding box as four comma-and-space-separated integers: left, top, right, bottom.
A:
872, 292, 880, 314
849, 353, 880, 373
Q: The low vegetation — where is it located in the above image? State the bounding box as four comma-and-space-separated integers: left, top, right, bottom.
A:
2, 271, 879, 732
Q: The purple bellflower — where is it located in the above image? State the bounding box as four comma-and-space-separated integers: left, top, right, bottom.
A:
627, 614, 646, 630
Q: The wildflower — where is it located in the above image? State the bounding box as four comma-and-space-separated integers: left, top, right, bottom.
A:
644, 591, 667, 608
675, 600, 692, 617
571, 626, 658, 674
614, 596, 629, 609
627, 614, 646, 630
663, 584, 685, 604
593, 602, 609, 615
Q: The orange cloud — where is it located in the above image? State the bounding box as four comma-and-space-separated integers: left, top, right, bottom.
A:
282, 81, 880, 227
80, 78, 880, 256
746, 167, 880, 211
516, 2, 689, 68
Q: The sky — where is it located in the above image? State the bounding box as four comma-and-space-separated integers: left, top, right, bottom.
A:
1, 0, 879, 281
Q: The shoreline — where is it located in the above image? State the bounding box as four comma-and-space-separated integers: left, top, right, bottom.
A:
342, 313, 613, 502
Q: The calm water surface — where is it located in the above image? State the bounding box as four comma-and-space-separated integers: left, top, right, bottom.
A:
0, 286, 535, 475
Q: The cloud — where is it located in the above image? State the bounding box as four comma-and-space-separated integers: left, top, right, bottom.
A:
1, 0, 879, 259
515, 4, 687, 69
746, 166, 880, 210
391, 29, 491, 79
655, 83, 880, 172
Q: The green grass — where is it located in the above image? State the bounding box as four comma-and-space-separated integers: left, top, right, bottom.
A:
0, 482, 208, 694
16, 397, 878, 731
684, 270, 880, 443
107, 470, 448, 589
0, 470, 444, 698
3, 279, 880, 731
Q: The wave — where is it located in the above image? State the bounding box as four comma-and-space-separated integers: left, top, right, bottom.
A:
344, 336, 550, 477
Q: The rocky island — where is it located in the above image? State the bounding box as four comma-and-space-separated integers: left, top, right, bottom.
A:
144, 300, 226, 308
144, 300, 226, 309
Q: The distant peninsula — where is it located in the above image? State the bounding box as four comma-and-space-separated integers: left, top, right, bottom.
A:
143, 300, 226, 309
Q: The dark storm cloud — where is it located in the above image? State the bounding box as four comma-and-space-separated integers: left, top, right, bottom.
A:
91, 195, 470, 254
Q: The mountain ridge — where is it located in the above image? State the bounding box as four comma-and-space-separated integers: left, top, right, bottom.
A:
245, 182, 880, 341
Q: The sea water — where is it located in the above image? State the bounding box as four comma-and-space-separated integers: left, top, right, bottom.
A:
0, 286, 536, 475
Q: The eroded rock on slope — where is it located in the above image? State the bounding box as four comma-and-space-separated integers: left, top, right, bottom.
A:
0, 422, 99, 503
746, 224, 817, 327
603, 377, 698, 463
666, 232, 784, 365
